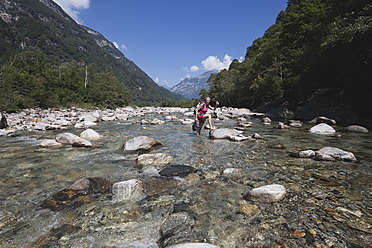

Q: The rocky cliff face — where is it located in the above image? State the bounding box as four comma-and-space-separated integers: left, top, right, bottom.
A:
170, 70, 218, 99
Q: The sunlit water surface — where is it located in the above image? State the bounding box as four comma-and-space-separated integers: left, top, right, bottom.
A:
0, 113, 371, 247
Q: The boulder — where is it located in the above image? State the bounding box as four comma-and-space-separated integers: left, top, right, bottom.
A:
249, 184, 286, 203
229, 135, 250, 141
298, 150, 315, 158
209, 128, 239, 139
308, 116, 336, 126
345, 125, 369, 134
273, 122, 289, 129
159, 212, 195, 247
262, 117, 271, 124
136, 153, 173, 167
159, 165, 196, 177
238, 122, 252, 128
315, 147, 356, 162
42, 177, 112, 210
56, 133, 80, 145
112, 179, 145, 202
288, 120, 302, 127
101, 116, 116, 122
80, 129, 101, 140
39, 139, 63, 148
123, 136, 162, 151
222, 168, 246, 179
116, 113, 129, 121
252, 133, 263, 139
309, 123, 336, 135
56, 133, 92, 147
0, 113, 8, 129
151, 119, 166, 125
72, 137, 92, 147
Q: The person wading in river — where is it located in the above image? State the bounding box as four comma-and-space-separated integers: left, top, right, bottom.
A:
195, 97, 219, 135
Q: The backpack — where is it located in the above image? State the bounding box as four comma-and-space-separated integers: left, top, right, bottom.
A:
193, 100, 205, 115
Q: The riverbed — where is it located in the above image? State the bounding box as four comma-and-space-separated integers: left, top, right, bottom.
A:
0, 109, 371, 247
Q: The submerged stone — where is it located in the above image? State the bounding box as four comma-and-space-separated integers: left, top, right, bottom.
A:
159, 165, 196, 177
112, 179, 145, 202
159, 212, 195, 247
42, 177, 112, 210
315, 147, 356, 161
249, 184, 286, 203
136, 153, 173, 168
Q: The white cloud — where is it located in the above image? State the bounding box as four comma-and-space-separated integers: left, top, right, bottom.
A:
162, 80, 168, 85
190, 65, 199, 72
201, 54, 232, 71
113, 42, 119, 49
121, 44, 128, 52
154, 77, 159, 83
239, 56, 244, 62
52, 0, 90, 23
186, 74, 191, 79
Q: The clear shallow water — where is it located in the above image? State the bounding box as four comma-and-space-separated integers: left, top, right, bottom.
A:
0, 112, 371, 247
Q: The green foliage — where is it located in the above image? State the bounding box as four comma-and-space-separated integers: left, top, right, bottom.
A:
0, 50, 130, 111
209, 0, 372, 114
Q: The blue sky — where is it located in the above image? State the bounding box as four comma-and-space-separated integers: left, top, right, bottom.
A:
53, 0, 287, 87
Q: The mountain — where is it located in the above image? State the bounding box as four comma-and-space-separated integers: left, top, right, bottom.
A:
170, 70, 218, 99
0, 0, 184, 105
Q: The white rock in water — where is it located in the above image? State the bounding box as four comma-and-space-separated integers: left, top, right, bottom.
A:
222, 168, 245, 178
112, 179, 145, 201
299, 150, 315, 158
83, 121, 97, 128
229, 135, 250, 141
309, 123, 336, 135
151, 119, 166, 125
116, 113, 128, 121
252, 133, 263, 139
80, 129, 101, 140
167, 243, 218, 248
209, 128, 239, 139
101, 116, 116, 122
39, 139, 63, 148
249, 184, 286, 203
72, 137, 92, 147
56, 133, 92, 147
315, 147, 356, 161
56, 133, 80, 145
137, 153, 173, 167
123, 136, 162, 151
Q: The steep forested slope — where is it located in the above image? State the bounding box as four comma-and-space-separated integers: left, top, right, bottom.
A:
209, 0, 372, 124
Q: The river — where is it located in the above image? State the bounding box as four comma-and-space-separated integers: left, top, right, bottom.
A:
0, 109, 371, 247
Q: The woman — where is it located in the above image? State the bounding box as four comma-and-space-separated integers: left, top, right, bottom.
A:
195, 97, 219, 135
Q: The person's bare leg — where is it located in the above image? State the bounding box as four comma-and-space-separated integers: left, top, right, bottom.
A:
206, 114, 216, 130
197, 120, 204, 135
